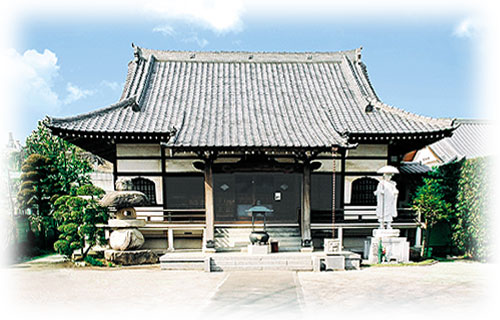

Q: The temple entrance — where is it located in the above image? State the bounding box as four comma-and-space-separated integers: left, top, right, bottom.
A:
214, 172, 301, 223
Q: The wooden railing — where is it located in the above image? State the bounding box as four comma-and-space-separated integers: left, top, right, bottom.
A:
135, 207, 206, 224
311, 207, 418, 224
134, 206, 417, 225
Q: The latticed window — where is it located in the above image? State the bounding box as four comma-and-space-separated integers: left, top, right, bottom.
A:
131, 177, 156, 205
351, 177, 378, 205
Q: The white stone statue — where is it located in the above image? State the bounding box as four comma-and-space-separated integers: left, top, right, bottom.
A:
374, 166, 399, 229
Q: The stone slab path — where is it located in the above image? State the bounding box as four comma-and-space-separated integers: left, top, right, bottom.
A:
205, 271, 303, 317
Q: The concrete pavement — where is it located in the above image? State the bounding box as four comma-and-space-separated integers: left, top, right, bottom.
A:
3, 260, 494, 320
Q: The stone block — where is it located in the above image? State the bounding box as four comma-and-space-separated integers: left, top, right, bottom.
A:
100, 191, 149, 210
105, 249, 158, 265
367, 235, 410, 264
372, 229, 400, 238
247, 244, 270, 255
109, 228, 145, 251
324, 238, 341, 253
345, 258, 360, 270
324, 256, 345, 271
108, 219, 146, 228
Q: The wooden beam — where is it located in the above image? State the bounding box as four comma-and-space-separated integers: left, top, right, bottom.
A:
204, 159, 215, 250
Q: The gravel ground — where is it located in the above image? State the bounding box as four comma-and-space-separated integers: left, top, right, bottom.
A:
2, 259, 494, 320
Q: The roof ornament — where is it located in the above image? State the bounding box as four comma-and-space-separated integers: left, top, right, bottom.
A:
130, 98, 141, 112
132, 43, 143, 62
356, 46, 363, 62
365, 102, 374, 113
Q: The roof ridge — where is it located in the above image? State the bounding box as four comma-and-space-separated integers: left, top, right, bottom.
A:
455, 118, 493, 124
133, 43, 363, 63
356, 61, 379, 100
48, 96, 138, 125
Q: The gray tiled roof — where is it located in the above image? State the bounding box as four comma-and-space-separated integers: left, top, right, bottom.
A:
429, 119, 493, 163
48, 45, 455, 149
399, 162, 431, 174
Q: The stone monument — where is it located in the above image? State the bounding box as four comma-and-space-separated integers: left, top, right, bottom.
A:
102, 178, 158, 265
365, 166, 410, 264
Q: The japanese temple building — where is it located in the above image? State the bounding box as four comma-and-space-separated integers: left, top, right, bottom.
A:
47, 45, 456, 254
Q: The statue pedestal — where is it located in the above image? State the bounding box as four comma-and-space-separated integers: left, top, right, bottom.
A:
365, 229, 409, 264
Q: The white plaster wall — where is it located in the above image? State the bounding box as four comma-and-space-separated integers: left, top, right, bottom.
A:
117, 159, 161, 172
314, 159, 342, 172
345, 159, 387, 172
116, 144, 160, 157
165, 159, 199, 172
346, 144, 388, 157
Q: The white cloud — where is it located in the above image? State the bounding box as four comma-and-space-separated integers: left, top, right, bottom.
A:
6, 48, 97, 115
100, 80, 122, 91
145, 0, 244, 33
453, 18, 479, 38
6, 48, 61, 111
63, 83, 95, 104
182, 35, 209, 48
153, 24, 176, 37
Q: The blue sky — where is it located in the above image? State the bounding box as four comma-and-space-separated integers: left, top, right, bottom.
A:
2, 1, 486, 143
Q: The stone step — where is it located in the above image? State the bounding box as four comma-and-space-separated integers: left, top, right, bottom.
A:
159, 252, 361, 272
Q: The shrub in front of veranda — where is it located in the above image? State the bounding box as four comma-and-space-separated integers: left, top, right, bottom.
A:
53, 185, 108, 259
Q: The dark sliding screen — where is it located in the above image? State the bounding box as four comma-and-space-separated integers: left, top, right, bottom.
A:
214, 172, 301, 223
165, 175, 205, 209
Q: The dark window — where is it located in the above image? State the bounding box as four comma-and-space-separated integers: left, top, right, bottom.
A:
351, 177, 378, 205
131, 177, 157, 205
165, 175, 204, 209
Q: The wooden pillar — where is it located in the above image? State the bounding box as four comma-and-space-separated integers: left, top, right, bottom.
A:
340, 149, 346, 211
301, 160, 312, 249
204, 159, 215, 251
161, 146, 167, 209
112, 145, 118, 190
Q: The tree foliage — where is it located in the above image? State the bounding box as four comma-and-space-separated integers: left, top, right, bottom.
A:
412, 157, 490, 261
412, 172, 452, 257
17, 119, 94, 251
17, 153, 58, 248
53, 185, 108, 259
25, 119, 93, 195
452, 158, 490, 261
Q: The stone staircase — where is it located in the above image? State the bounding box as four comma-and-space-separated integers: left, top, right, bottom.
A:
215, 227, 302, 252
